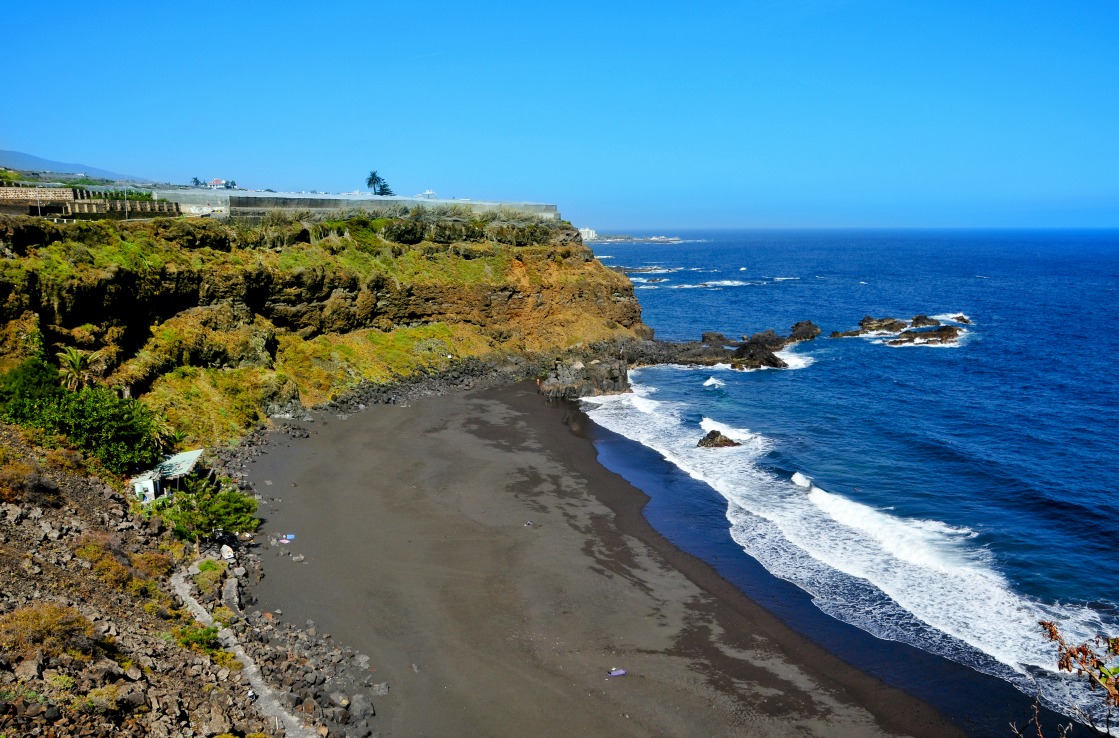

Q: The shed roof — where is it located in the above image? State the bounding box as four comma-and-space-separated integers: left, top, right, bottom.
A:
152, 449, 204, 479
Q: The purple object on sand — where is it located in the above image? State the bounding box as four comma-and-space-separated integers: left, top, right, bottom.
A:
608, 668, 627, 677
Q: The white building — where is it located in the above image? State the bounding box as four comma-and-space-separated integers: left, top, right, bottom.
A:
578, 227, 598, 241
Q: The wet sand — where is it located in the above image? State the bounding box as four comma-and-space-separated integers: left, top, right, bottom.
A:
245, 382, 963, 737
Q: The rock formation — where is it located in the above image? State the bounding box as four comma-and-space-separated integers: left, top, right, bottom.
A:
697, 430, 741, 448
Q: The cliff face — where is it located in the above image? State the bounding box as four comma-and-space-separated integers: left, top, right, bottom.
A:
0, 215, 649, 443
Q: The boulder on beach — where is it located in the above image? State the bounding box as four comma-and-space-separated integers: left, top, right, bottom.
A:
698, 430, 741, 448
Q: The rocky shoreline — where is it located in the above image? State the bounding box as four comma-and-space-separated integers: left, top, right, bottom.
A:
1, 309, 970, 736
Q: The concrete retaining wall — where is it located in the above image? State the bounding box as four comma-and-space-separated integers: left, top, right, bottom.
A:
149, 189, 559, 221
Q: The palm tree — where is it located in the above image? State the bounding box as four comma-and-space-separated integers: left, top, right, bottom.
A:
366, 170, 385, 194
190, 177, 203, 187
56, 347, 97, 391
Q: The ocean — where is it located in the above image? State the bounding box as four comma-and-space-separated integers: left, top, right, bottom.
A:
581, 229, 1119, 726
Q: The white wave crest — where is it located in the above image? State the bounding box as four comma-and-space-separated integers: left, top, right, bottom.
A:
791, 472, 813, 488
774, 277, 800, 281
581, 381, 1117, 720
931, 312, 973, 324
703, 376, 725, 388
705, 280, 750, 287
774, 348, 815, 369
699, 417, 760, 444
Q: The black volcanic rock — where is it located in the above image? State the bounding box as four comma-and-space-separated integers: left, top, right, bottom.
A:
831, 315, 908, 337
887, 325, 961, 345
698, 430, 741, 448
788, 321, 822, 343
743, 329, 785, 351
911, 314, 941, 328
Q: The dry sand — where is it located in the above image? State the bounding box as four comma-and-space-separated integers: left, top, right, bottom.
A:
246, 382, 962, 737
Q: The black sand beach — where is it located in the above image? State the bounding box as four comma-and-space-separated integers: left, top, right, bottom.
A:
241, 381, 975, 737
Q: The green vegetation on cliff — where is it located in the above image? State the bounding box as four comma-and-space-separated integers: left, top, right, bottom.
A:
0, 209, 646, 447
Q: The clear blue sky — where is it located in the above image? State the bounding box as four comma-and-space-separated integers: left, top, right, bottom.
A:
5, 1, 1117, 228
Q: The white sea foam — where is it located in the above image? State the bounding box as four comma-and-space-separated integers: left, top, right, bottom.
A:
705, 280, 750, 287
931, 312, 973, 324
636, 285, 659, 290
699, 417, 760, 444
581, 379, 1117, 720
703, 376, 725, 388
774, 347, 815, 369
774, 277, 800, 281
739, 267, 748, 271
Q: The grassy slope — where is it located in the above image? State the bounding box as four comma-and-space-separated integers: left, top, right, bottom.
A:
0, 214, 643, 447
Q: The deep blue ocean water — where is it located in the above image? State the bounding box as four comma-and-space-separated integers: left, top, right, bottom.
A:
581, 229, 1119, 723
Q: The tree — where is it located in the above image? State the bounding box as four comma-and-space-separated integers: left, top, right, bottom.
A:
1013, 621, 1119, 737
224, 180, 237, 189
366, 170, 391, 195
190, 177, 203, 187
55, 347, 97, 392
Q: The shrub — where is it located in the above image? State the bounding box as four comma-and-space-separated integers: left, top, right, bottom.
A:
0, 603, 95, 658
174, 623, 220, 652
130, 551, 173, 579
380, 218, 424, 245
0, 363, 162, 475
74, 684, 119, 714
193, 558, 226, 593
153, 475, 259, 543
211, 605, 235, 627
0, 356, 62, 407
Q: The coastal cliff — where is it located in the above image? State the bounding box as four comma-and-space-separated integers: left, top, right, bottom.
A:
0, 212, 650, 444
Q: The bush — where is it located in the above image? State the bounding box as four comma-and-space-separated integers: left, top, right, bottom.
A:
0, 603, 95, 658
1, 367, 162, 475
130, 551, 173, 579
193, 558, 226, 593
380, 218, 424, 245
73, 684, 119, 714
174, 623, 220, 652
0, 356, 62, 407
153, 475, 259, 543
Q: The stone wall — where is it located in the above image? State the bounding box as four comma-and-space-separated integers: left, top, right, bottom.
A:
0, 186, 75, 202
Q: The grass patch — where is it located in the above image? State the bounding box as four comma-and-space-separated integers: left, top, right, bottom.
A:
0, 603, 95, 658
277, 322, 494, 406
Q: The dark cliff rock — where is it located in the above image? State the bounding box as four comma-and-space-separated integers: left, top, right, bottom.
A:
910, 314, 941, 328
539, 355, 629, 399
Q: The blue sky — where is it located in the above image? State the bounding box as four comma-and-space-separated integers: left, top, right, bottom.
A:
5, 1, 1117, 228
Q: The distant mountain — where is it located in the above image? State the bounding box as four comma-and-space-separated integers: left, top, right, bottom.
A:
0, 150, 150, 183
